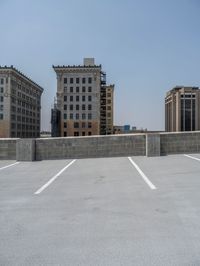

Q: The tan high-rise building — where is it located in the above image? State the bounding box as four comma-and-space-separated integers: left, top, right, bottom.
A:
52, 58, 114, 137
165, 86, 200, 132
0, 66, 43, 138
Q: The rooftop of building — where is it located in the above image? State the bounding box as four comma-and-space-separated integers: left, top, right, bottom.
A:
53, 57, 102, 70
0, 65, 44, 92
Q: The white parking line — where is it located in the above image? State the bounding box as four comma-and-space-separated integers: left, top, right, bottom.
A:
184, 154, 200, 162
34, 159, 76, 195
128, 157, 157, 190
0, 162, 20, 171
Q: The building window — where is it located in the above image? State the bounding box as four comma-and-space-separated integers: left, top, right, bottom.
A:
63, 113, 67, 119
82, 95, 85, 101
82, 113, 86, 120
76, 87, 79, 93
64, 122, 67, 128
88, 104, 92, 110
64, 87, 67, 93
82, 122, 86, 128
88, 122, 92, 128
64, 132, 67, 137
70, 113, 73, 119
107, 99, 111, 104
0, 104, 3, 111
70, 78, 73, 84
0, 87, 3, 93
76, 78, 79, 84
88, 113, 92, 120
70, 105, 73, 110
74, 122, 79, 128
70, 95, 73, 101
64, 105, 67, 110
0, 96, 3, 102
76, 95, 79, 101
107, 93, 111, 97
76, 113, 79, 120
88, 95, 92, 101
107, 106, 111, 110
74, 132, 79, 136
88, 131, 92, 135
64, 96, 67, 101
82, 132, 85, 136
0, 114, 3, 120
88, 77, 92, 84
82, 77, 85, 84
0, 78, 4, 85
82, 86, 86, 93
64, 78, 67, 84
70, 87, 73, 93
76, 105, 79, 110
82, 104, 85, 110
88, 86, 92, 92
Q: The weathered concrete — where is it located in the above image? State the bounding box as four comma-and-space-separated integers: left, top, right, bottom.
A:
146, 133, 160, 157
16, 139, 36, 161
36, 134, 146, 160
160, 131, 200, 155
1, 131, 200, 160
0, 138, 18, 160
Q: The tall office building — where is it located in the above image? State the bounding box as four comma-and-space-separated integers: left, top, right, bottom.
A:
52, 58, 114, 137
165, 86, 200, 132
0, 66, 43, 138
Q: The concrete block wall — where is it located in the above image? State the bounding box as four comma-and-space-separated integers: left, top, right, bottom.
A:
0, 138, 18, 160
160, 131, 200, 155
36, 134, 146, 160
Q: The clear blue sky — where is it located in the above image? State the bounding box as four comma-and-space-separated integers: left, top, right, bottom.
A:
1, 0, 200, 131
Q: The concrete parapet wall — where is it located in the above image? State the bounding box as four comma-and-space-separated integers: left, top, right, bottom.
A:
1, 131, 200, 160
36, 134, 146, 160
0, 138, 18, 160
160, 131, 200, 155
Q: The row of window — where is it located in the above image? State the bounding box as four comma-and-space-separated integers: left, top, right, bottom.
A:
64, 86, 92, 93
64, 121, 93, 129
11, 132, 39, 138
64, 131, 92, 137
11, 115, 39, 123
64, 77, 92, 84
64, 95, 92, 102
11, 80, 41, 98
11, 124, 39, 130
63, 113, 92, 120
63, 104, 92, 111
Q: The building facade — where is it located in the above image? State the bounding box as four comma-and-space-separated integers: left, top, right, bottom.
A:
0, 66, 43, 138
52, 58, 114, 137
165, 86, 200, 132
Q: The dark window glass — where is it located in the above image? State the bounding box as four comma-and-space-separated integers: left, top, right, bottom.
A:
88, 86, 92, 92
82, 122, 86, 128
82, 113, 86, 120
74, 132, 79, 136
76, 87, 79, 93
64, 78, 67, 84
88, 77, 92, 84
88, 104, 92, 110
70, 78, 73, 84
82, 132, 85, 136
70, 113, 73, 119
0, 78, 4, 85
82, 77, 85, 84
76, 113, 79, 120
82, 95, 85, 101
76, 78, 79, 84
70, 105, 73, 110
76, 105, 79, 110
88, 122, 92, 128
64, 132, 67, 137
64, 96, 67, 101
64, 122, 67, 128
82, 86, 86, 93
70, 95, 73, 101
88, 95, 92, 101
88, 113, 92, 120
88, 131, 92, 135
64, 105, 67, 110
74, 122, 79, 128
82, 104, 85, 110
64, 113, 67, 119
76, 95, 79, 101
70, 87, 73, 93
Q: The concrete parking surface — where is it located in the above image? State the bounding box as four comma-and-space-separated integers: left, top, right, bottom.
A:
0, 154, 200, 266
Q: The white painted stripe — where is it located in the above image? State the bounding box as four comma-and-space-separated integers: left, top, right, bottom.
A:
128, 157, 157, 190
184, 154, 200, 162
34, 159, 76, 195
0, 162, 20, 170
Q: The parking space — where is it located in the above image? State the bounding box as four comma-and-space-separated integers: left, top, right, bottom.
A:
0, 154, 200, 265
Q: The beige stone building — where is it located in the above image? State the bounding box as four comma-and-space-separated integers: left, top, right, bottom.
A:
0, 66, 43, 138
52, 58, 114, 137
165, 86, 200, 132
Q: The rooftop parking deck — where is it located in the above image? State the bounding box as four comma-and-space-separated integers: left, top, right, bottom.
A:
1, 154, 200, 265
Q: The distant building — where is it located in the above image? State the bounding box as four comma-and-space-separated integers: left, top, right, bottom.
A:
165, 86, 200, 132
0, 66, 43, 138
52, 58, 114, 137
